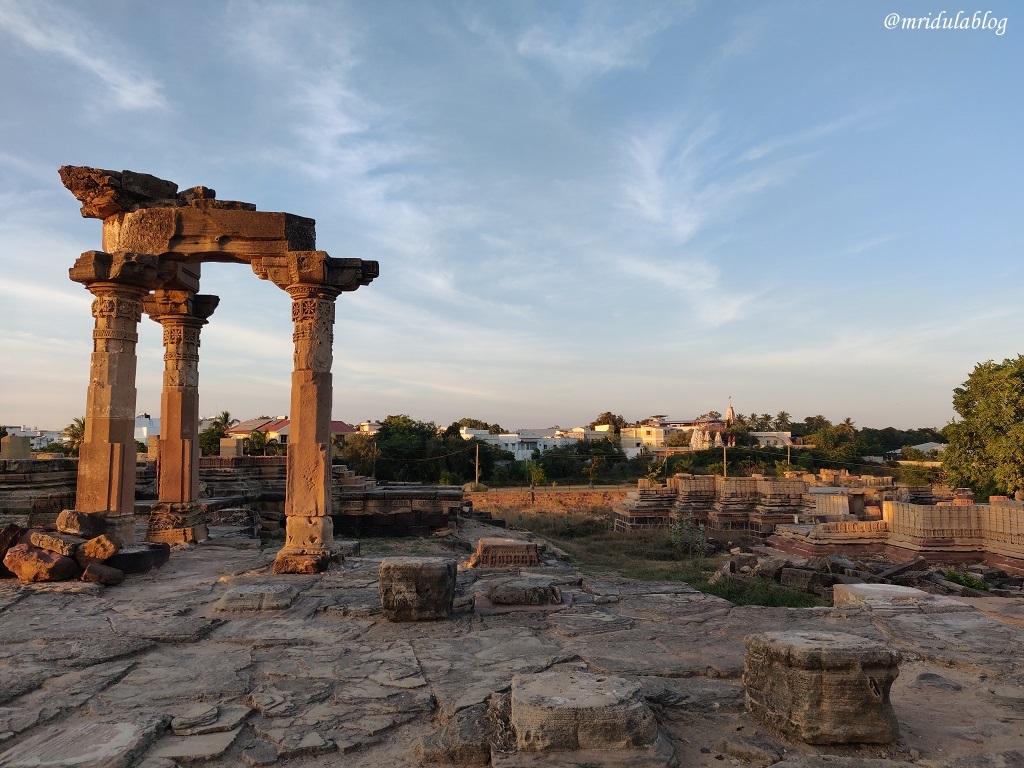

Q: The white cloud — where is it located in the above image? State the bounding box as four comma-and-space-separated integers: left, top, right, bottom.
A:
516, 4, 689, 87
0, 0, 166, 110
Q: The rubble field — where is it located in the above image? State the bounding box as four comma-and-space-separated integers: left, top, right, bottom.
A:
0, 521, 1022, 768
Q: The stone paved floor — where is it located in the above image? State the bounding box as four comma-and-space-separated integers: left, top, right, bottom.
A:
0, 525, 1022, 768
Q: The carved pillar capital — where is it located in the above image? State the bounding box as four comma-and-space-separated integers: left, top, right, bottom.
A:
252, 250, 378, 293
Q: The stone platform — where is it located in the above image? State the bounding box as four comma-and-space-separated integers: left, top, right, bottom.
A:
0, 527, 1023, 767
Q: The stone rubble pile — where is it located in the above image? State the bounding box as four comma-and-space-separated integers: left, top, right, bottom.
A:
0, 511, 168, 586
710, 547, 1024, 600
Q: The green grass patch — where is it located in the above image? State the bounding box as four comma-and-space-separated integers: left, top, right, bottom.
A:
504, 510, 827, 608
944, 569, 990, 591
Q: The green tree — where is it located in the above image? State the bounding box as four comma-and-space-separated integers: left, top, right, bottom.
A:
0, 426, 7, 439
62, 417, 86, 456
339, 432, 380, 476
943, 356, 1024, 495
525, 459, 547, 486
457, 417, 505, 435
588, 412, 628, 432
199, 423, 227, 456
774, 411, 792, 431
664, 430, 691, 447
213, 411, 238, 431
244, 429, 271, 456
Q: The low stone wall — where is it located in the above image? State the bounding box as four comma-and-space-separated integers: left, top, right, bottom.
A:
466, 489, 628, 516
0, 458, 78, 519
768, 501, 1024, 572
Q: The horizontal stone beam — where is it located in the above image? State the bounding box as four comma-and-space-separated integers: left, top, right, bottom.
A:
102, 206, 316, 264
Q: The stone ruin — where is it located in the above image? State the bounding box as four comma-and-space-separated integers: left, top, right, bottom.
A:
4, 166, 378, 581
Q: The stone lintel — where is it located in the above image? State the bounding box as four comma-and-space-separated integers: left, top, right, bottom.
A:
70, 251, 161, 289
102, 207, 315, 263
253, 251, 378, 292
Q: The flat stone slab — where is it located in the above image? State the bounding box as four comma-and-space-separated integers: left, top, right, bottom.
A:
834, 583, 971, 614
0, 720, 161, 768
511, 670, 658, 751
147, 726, 242, 761
215, 583, 299, 611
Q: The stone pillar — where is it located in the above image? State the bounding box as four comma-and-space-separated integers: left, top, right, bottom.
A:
69, 251, 160, 543
143, 289, 219, 544
275, 282, 341, 573
251, 250, 378, 575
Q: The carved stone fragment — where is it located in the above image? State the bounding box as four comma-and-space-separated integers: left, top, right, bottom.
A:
379, 557, 457, 621
743, 630, 901, 744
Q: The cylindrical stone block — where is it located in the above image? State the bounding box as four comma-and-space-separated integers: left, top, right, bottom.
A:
378, 557, 456, 621
743, 630, 901, 744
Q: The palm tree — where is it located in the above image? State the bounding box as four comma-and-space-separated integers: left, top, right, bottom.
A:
774, 411, 792, 431
213, 411, 238, 431
839, 417, 856, 437
63, 417, 86, 456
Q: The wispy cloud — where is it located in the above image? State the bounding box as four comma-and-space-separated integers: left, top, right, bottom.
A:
843, 234, 897, 256
0, 0, 166, 110
622, 117, 801, 244
516, 4, 690, 87
741, 108, 877, 162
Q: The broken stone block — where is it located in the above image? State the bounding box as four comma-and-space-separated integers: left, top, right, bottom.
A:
379, 557, 457, 621
743, 630, 901, 744
215, 583, 299, 611
413, 702, 492, 765
511, 669, 658, 751
467, 537, 540, 568
56, 508, 108, 538
106, 542, 170, 574
76, 533, 122, 567
3, 543, 79, 582
0, 522, 23, 577
81, 562, 125, 585
780, 567, 832, 591
29, 530, 85, 557
487, 579, 562, 606
272, 552, 331, 574
752, 556, 791, 581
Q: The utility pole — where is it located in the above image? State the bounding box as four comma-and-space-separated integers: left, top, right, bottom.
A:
475, 443, 480, 486
787, 443, 791, 468
723, 442, 727, 478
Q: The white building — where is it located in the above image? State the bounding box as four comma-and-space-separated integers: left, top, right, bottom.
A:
134, 414, 160, 442
459, 427, 577, 461
750, 431, 794, 448
1, 425, 64, 450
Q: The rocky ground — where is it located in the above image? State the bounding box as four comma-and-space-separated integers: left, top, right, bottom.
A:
0, 521, 1022, 768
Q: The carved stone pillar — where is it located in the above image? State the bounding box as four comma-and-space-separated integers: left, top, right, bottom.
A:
143, 289, 219, 544
69, 251, 161, 543
251, 250, 378, 574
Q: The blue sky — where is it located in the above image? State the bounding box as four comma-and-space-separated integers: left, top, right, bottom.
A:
0, 0, 1020, 432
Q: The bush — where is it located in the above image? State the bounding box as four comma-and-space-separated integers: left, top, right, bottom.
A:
944, 570, 990, 591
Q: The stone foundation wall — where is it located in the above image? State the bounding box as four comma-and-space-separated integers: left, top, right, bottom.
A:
466, 490, 629, 515
768, 501, 1024, 573
0, 459, 78, 519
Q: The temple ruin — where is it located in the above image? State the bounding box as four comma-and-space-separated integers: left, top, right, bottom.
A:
58, 166, 378, 574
